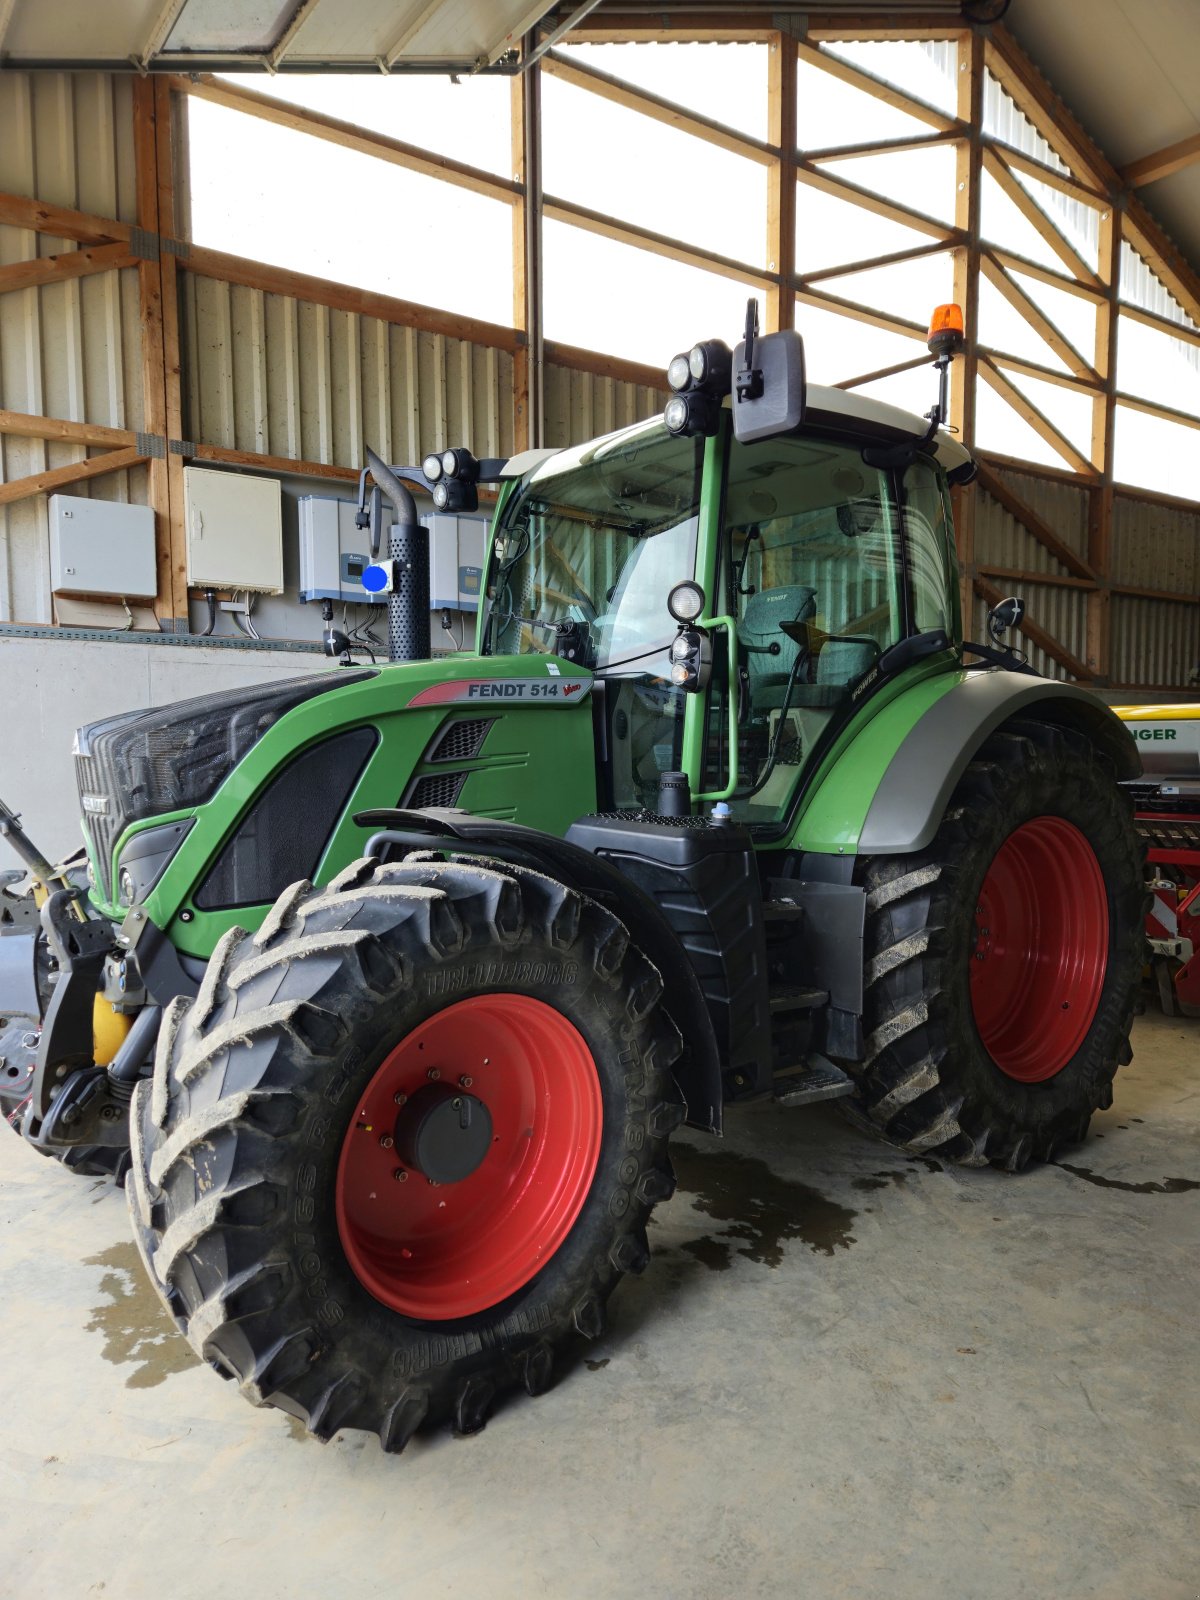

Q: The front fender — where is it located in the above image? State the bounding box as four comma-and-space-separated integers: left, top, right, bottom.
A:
799, 668, 1140, 857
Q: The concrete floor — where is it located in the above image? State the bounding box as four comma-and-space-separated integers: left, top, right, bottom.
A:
1, 1010, 1196, 1600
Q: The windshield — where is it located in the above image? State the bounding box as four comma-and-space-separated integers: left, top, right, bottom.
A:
482, 422, 704, 673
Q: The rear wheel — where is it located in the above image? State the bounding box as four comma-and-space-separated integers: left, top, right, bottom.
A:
850, 723, 1144, 1170
128, 855, 682, 1448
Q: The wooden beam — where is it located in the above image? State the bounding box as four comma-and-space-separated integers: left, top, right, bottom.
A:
979, 250, 1098, 381
977, 448, 1094, 486
541, 50, 774, 165
981, 147, 1102, 291
799, 239, 948, 288
766, 32, 797, 331
974, 573, 1092, 681
1120, 301, 1200, 350
805, 130, 960, 163
983, 30, 1110, 192
1112, 581, 1200, 607
794, 37, 963, 135
975, 459, 1097, 581
182, 244, 522, 353
986, 245, 1106, 304
978, 565, 1095, 592
0, 409, 135, 448
1122, 209, 1200, 332
995, 144, 1108, 207
176, 75, 519, 207
1122, 130, 1200, 189
0, 191, 131, 246
543, 340, 663, 391
835, 355, 929, 390
544, 193, 776, 287
0, 447, 146, 508
797, 156, 960, 244
1115, 390, 1200, 433
978, 358, 1094, 477
0, 241, 137, 296
986, 349, 1102, 398
795, 283, 926, 343
189, 443, 358, 482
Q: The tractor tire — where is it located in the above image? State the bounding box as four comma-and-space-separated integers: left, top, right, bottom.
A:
848, 721, 1144, 1171
127, 854, 682, 1450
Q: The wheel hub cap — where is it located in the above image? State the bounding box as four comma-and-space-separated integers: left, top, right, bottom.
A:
969, 814, 1109, 1083
335, 993, 603, 1321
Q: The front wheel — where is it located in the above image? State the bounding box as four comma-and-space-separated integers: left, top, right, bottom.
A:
127, 855, 682, 1448
849, 722, 1144, 1171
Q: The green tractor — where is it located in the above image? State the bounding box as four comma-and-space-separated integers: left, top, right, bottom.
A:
0, 302, 1144, 1449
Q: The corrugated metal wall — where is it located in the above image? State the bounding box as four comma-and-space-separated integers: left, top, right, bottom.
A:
180, 273, 516, 466
0, 72, 144, 623
543, 364, 660, 448
972, 465, 1090, 680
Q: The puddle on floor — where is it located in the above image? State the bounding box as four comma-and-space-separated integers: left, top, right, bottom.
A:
82, 1241, 199, 1389
669, 1143, 857, 1268
1055, 1162, 1200, 1196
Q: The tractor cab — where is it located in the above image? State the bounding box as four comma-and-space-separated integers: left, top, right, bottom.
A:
480, 320, 973, 831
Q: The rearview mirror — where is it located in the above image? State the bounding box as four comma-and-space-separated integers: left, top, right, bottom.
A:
732, 299, 806, 444
987, 595, 1025, 643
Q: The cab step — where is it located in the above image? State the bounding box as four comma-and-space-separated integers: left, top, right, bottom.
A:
768, 984, 829, 1015
773, 1055, 856, 1107
762, 899, 804, 924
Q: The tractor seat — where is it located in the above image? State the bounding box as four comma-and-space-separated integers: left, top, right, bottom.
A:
740, 586, 818, 712
790, 637, 881, 708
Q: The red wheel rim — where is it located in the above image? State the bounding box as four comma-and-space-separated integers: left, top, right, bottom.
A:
969, 815, 1109, 1083
335, 994, 602, 1320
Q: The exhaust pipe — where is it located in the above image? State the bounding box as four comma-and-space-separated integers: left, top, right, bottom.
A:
365, 447, 431, 663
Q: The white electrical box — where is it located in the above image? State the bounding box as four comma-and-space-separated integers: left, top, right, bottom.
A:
298, 496, 379, 605
48, 494, 157, 598
184, 466, 283, 593
428, 513, 486, 612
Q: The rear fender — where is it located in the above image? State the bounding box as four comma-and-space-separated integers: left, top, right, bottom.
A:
799, 669, 1140, 857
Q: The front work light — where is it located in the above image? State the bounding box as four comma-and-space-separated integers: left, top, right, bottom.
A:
687, 339, 732, 390
664, 390, 719, 438
421, 452, 444, 483
667, 352, 692, 393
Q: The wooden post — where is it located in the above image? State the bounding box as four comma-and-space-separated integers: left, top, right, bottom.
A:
154, 77, 189, 629
1087, 199, 1122, 684
511, 56, 544, 452
952, 27, 982, 625
133, 77, 173, 626
766, 30, 797, 332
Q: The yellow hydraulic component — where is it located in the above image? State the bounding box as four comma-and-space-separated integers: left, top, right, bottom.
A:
93, 992, 132, 1067
1113, 704, 1200, 721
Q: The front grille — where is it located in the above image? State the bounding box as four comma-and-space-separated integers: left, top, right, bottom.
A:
403, 771, 468, 809
75, 669, 375, 898
426, 717, 494, 764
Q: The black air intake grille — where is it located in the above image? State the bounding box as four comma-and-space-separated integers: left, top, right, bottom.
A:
195, 727, 378, 910
403, 771, 467, 810
426, 718, 494, 764
75, 668, 375, 898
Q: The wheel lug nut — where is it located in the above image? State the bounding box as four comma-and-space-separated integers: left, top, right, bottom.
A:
427, 1177, 439, 1187
379, 1135, 394, 1149
459, 1075, 473, 1088
393, 1092, 407, 1106
394, 1168, 408, 1182
427, 1067, 441, 1081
